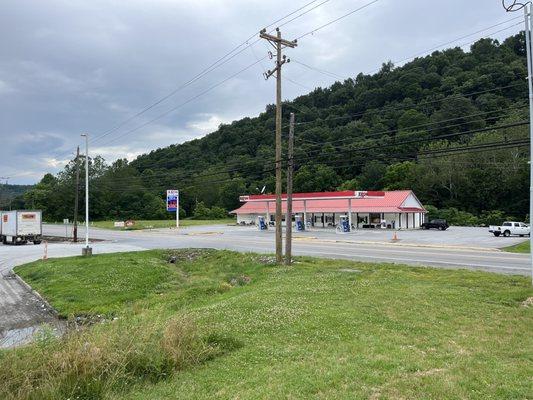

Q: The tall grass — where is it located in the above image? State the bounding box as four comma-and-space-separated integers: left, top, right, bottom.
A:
0, 315, 218, 400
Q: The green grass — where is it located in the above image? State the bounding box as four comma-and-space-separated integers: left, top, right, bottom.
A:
15, 251, 183, 317
503, 240, 530, 253
91, 218, 235, 230
7, 250, 533, 399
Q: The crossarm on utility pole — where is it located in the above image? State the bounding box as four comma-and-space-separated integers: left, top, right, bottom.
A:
259, 30, 298, 48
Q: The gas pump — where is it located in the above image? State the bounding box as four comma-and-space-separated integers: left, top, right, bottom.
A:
295, 215, 305, 231
336, 215, 351, 234
257, 216, 268, 231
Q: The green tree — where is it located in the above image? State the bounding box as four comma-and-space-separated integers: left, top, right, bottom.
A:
294, 164, 340, 192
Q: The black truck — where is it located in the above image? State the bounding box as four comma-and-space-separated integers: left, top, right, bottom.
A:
421, 219, 449, 230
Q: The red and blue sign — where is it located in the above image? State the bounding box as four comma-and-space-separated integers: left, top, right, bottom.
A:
166, 190, 179, 212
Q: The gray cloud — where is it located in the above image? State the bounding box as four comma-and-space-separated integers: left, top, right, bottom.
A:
0, 0, 518, 183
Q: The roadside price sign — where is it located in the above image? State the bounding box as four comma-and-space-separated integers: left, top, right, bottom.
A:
166, 190, 179, 212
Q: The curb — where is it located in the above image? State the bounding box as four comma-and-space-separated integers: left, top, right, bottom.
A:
10, 271, 60, 318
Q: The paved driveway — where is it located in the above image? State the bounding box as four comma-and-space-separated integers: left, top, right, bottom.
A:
300, 226, 526, 249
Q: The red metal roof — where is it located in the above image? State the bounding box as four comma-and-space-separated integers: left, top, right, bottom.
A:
231, 190, 426, 214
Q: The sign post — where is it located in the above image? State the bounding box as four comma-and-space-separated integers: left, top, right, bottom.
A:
166, 190, 179, 228
63, 218, 69, 239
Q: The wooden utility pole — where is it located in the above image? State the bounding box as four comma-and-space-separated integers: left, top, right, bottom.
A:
260, 27, 297, 264
285, 113, 295, 265
73, 146, 80, 242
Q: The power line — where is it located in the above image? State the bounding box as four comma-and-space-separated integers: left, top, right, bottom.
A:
122, 104, 526, 175
94, 138, 530, 195
47, 0, 334, 162
71, 118, 530, 191
290, 16, 523, 83
94, 0, 377, 152
295, 105, 528, 146
22, 6, 526, 186
289, 120, 529, 163
90, 100, 527, 176
288, 82, 526, 128
296, 0, 379, 40
89, 0, 327, 146
97, 57, 267, 148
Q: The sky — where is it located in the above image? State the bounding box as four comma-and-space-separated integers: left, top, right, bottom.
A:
0, 0, 524, 184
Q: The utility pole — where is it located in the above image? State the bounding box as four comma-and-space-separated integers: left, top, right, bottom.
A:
260, 27, 297, 264
285, 113, 295, 265
73, 146, 80, 243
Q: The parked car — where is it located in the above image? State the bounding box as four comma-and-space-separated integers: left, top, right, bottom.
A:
489, 221, 530, 237
421, 219, 449, 230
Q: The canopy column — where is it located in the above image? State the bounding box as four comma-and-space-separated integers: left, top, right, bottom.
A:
348, 199, 352, 228
303, 200, 307, 229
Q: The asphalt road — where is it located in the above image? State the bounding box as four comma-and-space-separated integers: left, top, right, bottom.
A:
28, 224, 532, 276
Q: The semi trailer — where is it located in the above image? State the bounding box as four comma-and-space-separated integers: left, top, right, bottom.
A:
0, 210, 43, 245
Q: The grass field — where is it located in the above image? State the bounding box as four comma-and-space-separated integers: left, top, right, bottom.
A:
4, 250, 533, 399
92, 218, 236, 230
504, 240, 530, 253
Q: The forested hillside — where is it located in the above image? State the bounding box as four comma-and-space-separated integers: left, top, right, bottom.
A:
0, 184, 33, 209
20, 34, 531, 223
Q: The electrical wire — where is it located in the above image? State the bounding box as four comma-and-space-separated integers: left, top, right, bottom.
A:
295, 0, 379, 40
89, 98, 528, 174
89, 0, 326, 146
72, 119, 530, 192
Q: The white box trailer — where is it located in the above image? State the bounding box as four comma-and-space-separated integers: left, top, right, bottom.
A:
0, 210, 42, 245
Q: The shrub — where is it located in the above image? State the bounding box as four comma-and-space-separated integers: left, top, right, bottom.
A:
192, 202, 228, 220
0, 316, 218, 400
424, 205, 479, 226
479, 210, 508, 226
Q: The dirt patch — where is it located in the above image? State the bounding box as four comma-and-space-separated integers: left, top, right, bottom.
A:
256, 255, 277, 265
413, 368, 446, 377
338, 268, 361, 273
229, 275, 252, 287
521, 297, 533, 307
166, 248, 214, 264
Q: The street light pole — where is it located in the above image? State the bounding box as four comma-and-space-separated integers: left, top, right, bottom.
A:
524, 4, 533, 285
81, 133, 92, 256
503, 0, 533, 284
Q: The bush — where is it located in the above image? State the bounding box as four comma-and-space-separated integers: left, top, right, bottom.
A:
425, 206, 523, 226
479, 210, 508, 226
192, 202, 228, 220
424, 205, 479, 226
0, 316, 218, 400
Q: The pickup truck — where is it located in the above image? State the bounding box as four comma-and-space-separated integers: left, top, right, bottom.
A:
421, 219, 449, 230
489, 221, 530, 237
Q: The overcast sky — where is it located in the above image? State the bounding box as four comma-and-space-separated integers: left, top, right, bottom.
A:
0, 0, 522, 184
